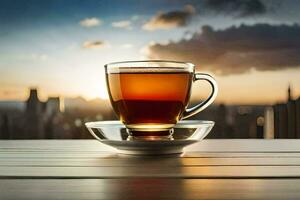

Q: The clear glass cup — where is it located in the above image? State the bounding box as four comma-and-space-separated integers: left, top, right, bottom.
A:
105, 60, 218, 139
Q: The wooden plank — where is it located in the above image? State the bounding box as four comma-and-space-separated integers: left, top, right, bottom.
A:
1, 139, 300, 152
187, 139, 300, 152
1, 140, 300, 199
183, 152, 300, 158
1, 151, 300, 159
0, 166, 300, 178
0, 157, 300, 167
0, 151, 115, 158
0, 179, 300, 200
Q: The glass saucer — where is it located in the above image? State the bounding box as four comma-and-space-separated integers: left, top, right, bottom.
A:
85, 120, 214, 155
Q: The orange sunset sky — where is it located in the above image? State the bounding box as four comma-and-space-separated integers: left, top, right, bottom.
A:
0, 0, 300, 105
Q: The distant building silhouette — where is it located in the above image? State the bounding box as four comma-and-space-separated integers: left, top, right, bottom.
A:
267, 85, 300, 138
0, 87, 117, 139
192, 102, 265, 139
296, 97, 300, 138
273, 104, 287, 138
264, 107, 274, 139
287, 99, 296, 138
256, 116, 264, 139
44, 97, 62, 138
211, 104, 232, 138
24, 88, 45, 138
26, 89, 41, 114
0, 114, 11, 139
288, 84, 292, 101
234, 106, 264, 138
0, 86, 298, 140
22, 88, 65, 139
45, 97, 60, 117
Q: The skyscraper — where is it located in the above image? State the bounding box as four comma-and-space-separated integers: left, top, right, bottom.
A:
288, 84, 292, 101
45, 97, 60, 117
0, 114, 11, 139
24, 88, 44, 138
272, 85, 299, 138
264, 107, 274, 139
287, 99, 296, 138
296, 97, 300, 138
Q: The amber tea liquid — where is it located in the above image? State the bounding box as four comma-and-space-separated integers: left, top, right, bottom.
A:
106, 71, 193, 133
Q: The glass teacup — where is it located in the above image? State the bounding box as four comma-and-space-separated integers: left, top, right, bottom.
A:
105, 60, 218, 139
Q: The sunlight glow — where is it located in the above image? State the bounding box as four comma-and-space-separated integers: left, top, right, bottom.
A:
83, 85, 109, 100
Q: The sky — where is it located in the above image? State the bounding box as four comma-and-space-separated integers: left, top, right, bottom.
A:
0, 0, 300, 105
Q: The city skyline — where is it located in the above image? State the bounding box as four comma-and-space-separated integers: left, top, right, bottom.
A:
2, 86, 299, 139
1, 0, 300, 104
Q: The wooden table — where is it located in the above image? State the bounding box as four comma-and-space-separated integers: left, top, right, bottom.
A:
0, 139, 300, 199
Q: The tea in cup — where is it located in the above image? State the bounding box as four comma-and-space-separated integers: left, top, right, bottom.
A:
105, 61, 218, 138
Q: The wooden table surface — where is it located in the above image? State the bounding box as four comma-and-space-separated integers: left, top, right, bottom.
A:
0, 139, 300, 199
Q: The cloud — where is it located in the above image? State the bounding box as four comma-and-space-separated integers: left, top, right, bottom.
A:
19, 53, 49, 61
79, 17, 102, 27
131, 15, 139, 21
144, 24, 300, 75
143, 4, 195, 31
31, 53, 48, 61
112, 20, 131, 29
204, 0, 266, 17
82, 40, 108, 49
120, 44, 133, 49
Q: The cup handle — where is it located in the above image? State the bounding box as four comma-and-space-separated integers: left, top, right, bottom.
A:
182, 73, 218, 119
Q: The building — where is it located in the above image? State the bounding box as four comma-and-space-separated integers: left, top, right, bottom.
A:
22, 88, 65, 139
0, 87, 117, 139
24, 88, 45, 138
45, 97, 61, 117
297, 97, 300, 138
267, 85, 300, 138
264, 107, 274, 139
0, 114, 11, 139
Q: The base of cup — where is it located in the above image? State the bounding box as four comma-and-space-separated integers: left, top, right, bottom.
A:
125, 123, 175, 140
127, 134, 174, 141
125, 123, 175, 132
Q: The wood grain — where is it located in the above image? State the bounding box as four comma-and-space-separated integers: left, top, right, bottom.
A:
0, 165, 300, 178
1, 140, 300, 199
1, 139, 300, 152
1, 157, 300, 167
1, 179, 300, 200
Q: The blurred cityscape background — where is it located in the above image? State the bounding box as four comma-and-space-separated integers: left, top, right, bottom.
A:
0, 0, 300, 139
0, 86, 299, 139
